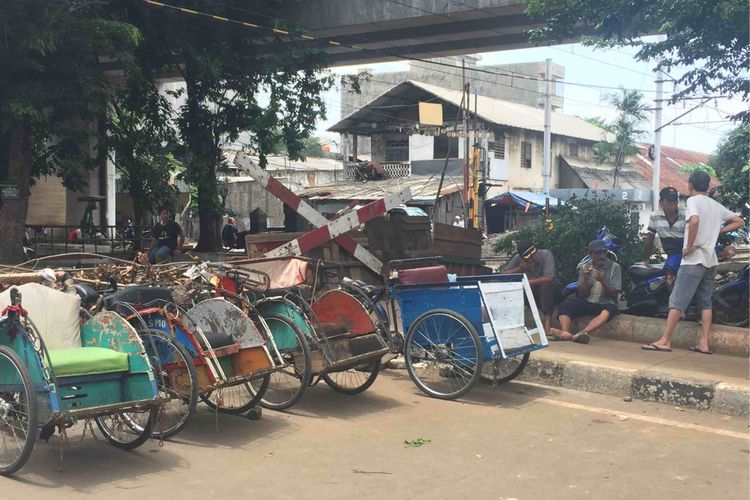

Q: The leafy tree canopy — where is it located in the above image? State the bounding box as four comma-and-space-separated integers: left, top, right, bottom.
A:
526, 0, 750, 120
710, 123, 749, 219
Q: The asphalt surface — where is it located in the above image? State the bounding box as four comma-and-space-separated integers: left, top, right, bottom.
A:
3, 370, 749, 500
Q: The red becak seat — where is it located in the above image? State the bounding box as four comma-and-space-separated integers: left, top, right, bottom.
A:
397, 266, 449, 285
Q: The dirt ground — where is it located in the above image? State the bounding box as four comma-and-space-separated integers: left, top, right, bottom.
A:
3, 370, 749, 500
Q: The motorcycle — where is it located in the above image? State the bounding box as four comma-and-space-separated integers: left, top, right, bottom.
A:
624, 248, 747, 327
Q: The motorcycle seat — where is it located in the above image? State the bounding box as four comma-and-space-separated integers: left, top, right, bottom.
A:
628, 265, 665, 280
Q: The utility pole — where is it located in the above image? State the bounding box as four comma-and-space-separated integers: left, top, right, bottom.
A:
462, 58, 469, 222
653, 69, 664, 210
542, 58, 552, 195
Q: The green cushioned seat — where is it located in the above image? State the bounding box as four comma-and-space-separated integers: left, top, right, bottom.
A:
48, 347, 130, 378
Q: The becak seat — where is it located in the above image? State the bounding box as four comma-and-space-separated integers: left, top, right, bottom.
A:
397, 266, 449, 285
103, 286, 174, 309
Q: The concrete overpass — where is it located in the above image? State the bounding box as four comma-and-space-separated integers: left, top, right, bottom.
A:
280, 0, 539, 66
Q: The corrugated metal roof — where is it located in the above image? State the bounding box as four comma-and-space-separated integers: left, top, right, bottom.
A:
298, 175, 461, 202
630, 144, 715, 195
329, 80, 609, 142
561, 156, 651, 190
224, 150, 342, 171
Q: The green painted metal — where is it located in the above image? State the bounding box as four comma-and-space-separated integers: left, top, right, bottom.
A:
257, 300, 314, 337
81, 312, 152, 373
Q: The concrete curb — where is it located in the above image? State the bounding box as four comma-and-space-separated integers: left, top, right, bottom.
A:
385, 355, 748, 416
513, 357, 748, 416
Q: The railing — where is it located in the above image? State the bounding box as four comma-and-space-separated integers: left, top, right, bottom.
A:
24, 225, 154, 259
344, 161, 411, 180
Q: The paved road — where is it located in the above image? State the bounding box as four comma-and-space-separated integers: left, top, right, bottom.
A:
4, 371, 749, 500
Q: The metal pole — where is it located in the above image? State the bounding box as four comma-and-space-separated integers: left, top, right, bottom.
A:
653, 70, 664, 209
543, 58, 552, 195
462, 59, 469, 221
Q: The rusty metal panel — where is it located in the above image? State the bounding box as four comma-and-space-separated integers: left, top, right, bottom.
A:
311, 289, 376, 336
186, 298, 264, 349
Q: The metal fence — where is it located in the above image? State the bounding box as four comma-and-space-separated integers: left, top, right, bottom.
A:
25, 225, 153, 258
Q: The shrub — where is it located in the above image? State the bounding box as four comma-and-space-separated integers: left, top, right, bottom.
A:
492, 198, 643, 288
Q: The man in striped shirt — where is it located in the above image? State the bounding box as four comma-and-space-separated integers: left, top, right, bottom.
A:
643, 187, 685, 282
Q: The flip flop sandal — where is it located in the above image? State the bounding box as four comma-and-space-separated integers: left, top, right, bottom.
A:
572, 332, 590, 344
688, 346, 713, 355
641, 343, 672, 352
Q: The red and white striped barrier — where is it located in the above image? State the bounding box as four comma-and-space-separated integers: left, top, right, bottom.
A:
234, 152, 410, 275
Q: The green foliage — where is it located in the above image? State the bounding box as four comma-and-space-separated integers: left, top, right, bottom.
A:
679, 163, 716, 177
0, 1, 141, 190
492, 198, 643, 288
592, 88, 648, 188
106, 78, 179, 225
711, 123, 750, 219
122, 1, 334, 250
525, 0, 750, 121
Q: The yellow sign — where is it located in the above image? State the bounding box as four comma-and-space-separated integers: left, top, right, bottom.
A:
418, 102, 443, 126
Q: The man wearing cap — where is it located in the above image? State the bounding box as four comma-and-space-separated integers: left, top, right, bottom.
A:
501, 239, 556, 333
642, 186, 685, 285
551, 239, 622, 344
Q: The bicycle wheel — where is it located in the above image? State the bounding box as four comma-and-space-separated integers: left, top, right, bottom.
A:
95, 406, 157, 450
404, 309, 484, 400
322, 359, 381, 395
0, 345, 38, 475
493, 352, 530, 385
201, 376, 269, 415
250, 315, 311, 411
139, 330, 198, 439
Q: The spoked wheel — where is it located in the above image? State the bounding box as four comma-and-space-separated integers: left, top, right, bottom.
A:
95, 407, 158, 450
0, 346, 38, 476
201, 377, 269, 415
250, 315, 312, 411
322, 359, 381, 395
139, 330, 198, 439
493, 352, 530, 384
404, 309, 484, 400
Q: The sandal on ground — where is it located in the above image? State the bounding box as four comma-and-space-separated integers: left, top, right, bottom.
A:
641, 343, 672, 352
549, 328, 572, 341
688, 346, 713, 355
572, 332, 590, 344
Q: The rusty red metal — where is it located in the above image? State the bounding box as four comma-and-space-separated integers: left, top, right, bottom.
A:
311, 289, 377, 336
631, 145, 714, 196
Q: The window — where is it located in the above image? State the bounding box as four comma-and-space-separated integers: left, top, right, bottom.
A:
520, 141, 532, 169
385, 136, 409, 162
488, 131, 505, 159
569, 142, 579, 158
433, 135, 459, 159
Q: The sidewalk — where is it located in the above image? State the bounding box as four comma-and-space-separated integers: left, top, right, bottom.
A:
511, 337, 750, 416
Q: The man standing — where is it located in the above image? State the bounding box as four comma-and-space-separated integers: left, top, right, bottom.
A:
643, 172, 745, 354
551, 239, 621, 344
222, 217, 239, 249
501, 239, 556, 333
149, 208, 184, 264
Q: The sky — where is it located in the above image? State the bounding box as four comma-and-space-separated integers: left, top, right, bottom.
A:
315, 39, 740, 156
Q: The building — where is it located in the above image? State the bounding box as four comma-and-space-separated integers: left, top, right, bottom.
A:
330, 79, 608, 196
340, 56, 565, 155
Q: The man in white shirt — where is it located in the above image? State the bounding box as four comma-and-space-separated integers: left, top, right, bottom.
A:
643, 172, 745, 354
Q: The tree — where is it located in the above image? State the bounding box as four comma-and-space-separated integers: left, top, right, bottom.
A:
592, 88, 648, 188
679, 163, 716, 177
0, 1, 140, 262
106, 77, 179, 243
123, 1, 333, 251
711, 123, 749, 219
526, 0, 750, 120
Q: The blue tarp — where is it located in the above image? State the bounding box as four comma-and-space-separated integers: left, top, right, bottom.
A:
485, 191, 564, 211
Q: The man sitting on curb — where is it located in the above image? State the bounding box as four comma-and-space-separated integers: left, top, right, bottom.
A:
501, 239, 556, 333
550, 239, 621, 344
